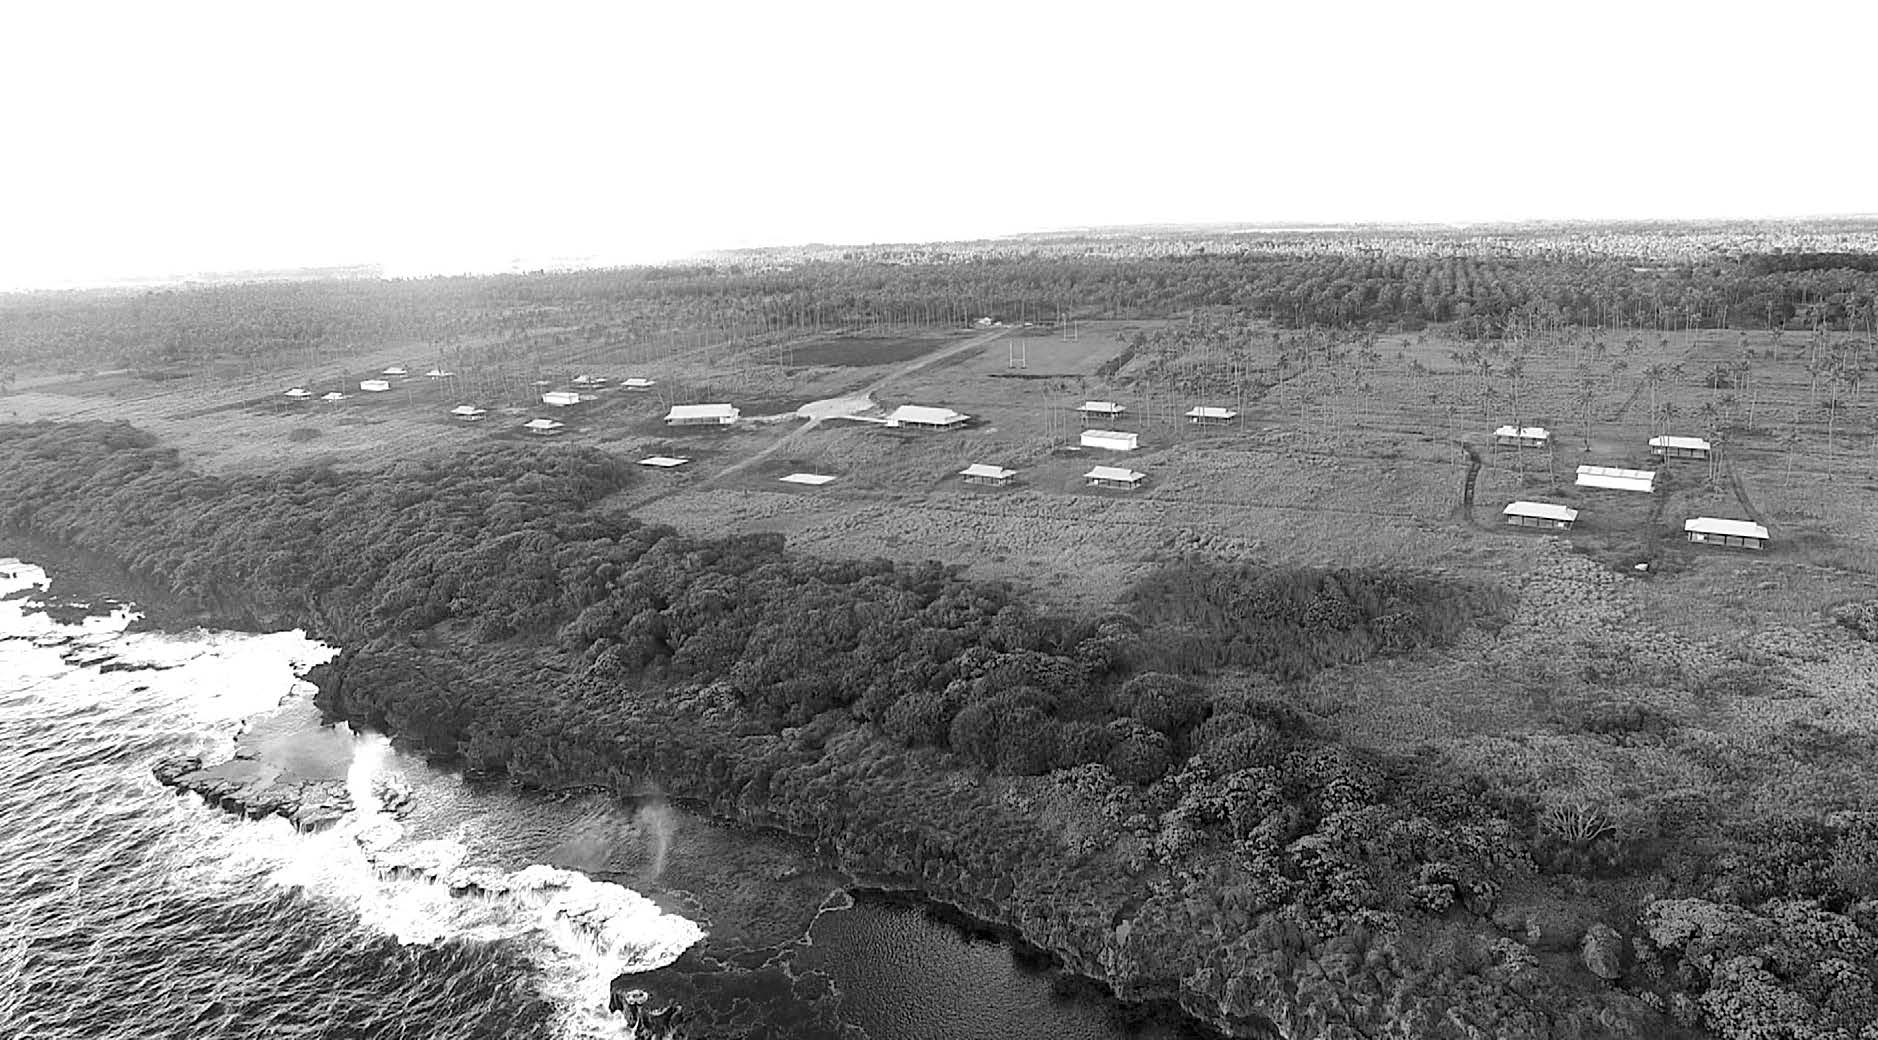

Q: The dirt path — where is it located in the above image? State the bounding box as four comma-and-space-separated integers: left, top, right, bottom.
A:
706, 326, 1010, 484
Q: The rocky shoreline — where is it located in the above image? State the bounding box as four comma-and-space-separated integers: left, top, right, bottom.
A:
151, 752, 356, 831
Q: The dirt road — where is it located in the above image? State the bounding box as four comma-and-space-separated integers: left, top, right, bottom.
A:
708, 325, 1009, 483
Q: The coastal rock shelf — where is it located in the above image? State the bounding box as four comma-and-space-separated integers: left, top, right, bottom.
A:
153, 753, 355, 831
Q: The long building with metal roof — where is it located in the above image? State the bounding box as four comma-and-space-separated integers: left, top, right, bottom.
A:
1575, 465, 1656, 493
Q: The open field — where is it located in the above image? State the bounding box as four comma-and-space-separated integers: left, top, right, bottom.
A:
12, 310, 1878, 785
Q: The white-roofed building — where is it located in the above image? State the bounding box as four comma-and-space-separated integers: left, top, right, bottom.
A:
665, 404, 740, 426
1503, 501, 1579, 530
542, 391, 582, 407
1684, 516, 1768, 550
1186, 405, 1239, 426
1085, 465, 1146, 489
523, 418, 564, 435
1080, 429, 1138, 452
638, 456, 690, 468
1076, 401, 1125, 423
1650, 435, 1712, 460
320, 391, 349, 402
780, 473, 836, 486
1576, 465, 1656, 493
284, 387, 312, 400
382, 366, 408, 376
622, 377, 656, 391
425, 368, 453, 378
570, 375, 609, 387
1493, 425, 1551, 448
959, 463, 1016, 486
885, 405, 969, 429
450, 405, 487, 421
359, 379, 391, 393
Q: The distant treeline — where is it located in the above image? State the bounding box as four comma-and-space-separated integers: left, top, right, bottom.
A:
4, 245, 1877, 371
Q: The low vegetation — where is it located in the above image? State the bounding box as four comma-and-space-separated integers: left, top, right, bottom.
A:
7, 417, 1875, 1039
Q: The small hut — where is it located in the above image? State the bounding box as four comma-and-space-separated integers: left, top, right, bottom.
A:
542, 391, 582, 407
450, 405, 487, 421
1186, 406, 1238, 426
1684, 517, 1768, 550
665, 404, 739, 426
523, 418, 565, 436
283, 387, 312, 401
1076, 401, 1126, 424
885, 405, 969, 429
359, 379, 391, 393
959, 463, 1016, 486
622, 378, 656, 391
1575, 465, 1656, 493
1502, 501, 1578, 530
1650, 436, 1712, 461
1493, 425, 1550, 449
1080, 429, 1138, 452
1085, 465, 1145, 490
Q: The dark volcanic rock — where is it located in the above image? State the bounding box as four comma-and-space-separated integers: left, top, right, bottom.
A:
152, 754, 355, 831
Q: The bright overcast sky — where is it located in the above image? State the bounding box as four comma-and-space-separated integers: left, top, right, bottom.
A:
2, 0, 1873, 289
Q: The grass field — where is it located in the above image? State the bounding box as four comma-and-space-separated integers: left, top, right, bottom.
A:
14, 313, 1878, 828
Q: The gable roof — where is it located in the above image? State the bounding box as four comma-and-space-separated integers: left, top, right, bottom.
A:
887, 405, 969, 425
1685, 516, 1769, 540
1085, 465, 1145, 482
1650, 435, 1712, 451
1186, 406, 1238, 419
1503, 500, 1578, 522
959, 463, 1016, 480
1494, 425, 1550, 440
1575, 465, 1656, 492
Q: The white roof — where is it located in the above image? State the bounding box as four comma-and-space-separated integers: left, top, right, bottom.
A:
524, 418, 564, 431
959, 463, 1016, 480
1685, 516, 1769, 540
622, 377, 656, 388
1575, 465, 1656, 492
1081, 429, 1138, 448
425, 369, 452, 377
450, 405, 485, 416
780, 472, 836, 485
1085, 465, 1145, 482
1078, 400, 1124, 413
284, 387, 312, 397
382, 366, 407, 375
666, 403, 739, 421
1503, 501, 1578, 522
1187, 406, 1238, 419
1650, 435, 1712, 451
638, 456, 690, 468
887, 405, 969, 425
1494, 425, 1550, 439
542, 391, 582, 405
360, 380, 391, 392
320, 392, 348, 401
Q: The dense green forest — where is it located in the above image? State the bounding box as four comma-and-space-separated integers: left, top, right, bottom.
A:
9, 420, 1878, 1038
5, 227, 1878, 374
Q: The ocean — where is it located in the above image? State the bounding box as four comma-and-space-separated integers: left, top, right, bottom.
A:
0, 554, 1203, 1040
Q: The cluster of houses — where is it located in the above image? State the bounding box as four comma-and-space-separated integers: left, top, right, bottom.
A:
1492, 425, 1767, 550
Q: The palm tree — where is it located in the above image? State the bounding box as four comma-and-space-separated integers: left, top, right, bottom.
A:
1574, 383, 1596, 452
